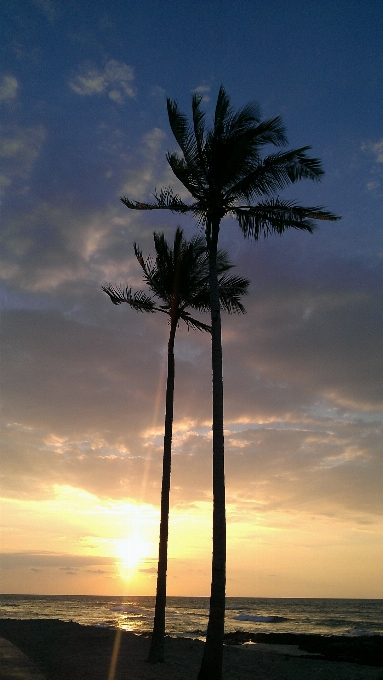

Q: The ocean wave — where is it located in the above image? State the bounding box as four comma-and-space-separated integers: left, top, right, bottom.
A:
2, 596, 382, 637
109, 606, 144, 614
318, 618, 356, 626
233, 614, 289, 623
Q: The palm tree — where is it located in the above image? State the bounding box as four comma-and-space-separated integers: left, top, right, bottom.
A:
103, 227, 249, 664
119, 87, 340, 679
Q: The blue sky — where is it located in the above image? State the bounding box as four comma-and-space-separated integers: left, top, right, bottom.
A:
1, 0, 382, 596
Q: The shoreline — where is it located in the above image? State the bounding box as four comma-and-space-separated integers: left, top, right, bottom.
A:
1, 619, 383, 680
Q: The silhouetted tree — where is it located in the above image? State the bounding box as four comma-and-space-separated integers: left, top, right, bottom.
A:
103, 227, 249, 663
119, 87, 340, 679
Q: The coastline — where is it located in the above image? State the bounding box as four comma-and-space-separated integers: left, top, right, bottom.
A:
1, 619, 382, 680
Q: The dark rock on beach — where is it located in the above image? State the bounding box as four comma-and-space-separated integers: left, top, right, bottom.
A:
0, 619, 119, 679
223, 630, 383, 666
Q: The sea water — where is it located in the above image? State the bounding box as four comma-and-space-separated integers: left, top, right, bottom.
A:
1, 595, 382, 638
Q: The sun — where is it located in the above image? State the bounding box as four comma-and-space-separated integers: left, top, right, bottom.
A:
116, 535, 154, 573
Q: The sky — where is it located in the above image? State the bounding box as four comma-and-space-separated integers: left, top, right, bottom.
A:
1, 0, 382, 598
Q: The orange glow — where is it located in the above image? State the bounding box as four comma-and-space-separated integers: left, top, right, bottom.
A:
116, 535, 154, 575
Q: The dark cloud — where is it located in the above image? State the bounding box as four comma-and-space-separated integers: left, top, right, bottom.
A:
1, 252, 382, 518
0, 552, 116, 569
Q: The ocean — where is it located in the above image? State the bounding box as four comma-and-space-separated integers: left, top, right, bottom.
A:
1, 595, 382, 638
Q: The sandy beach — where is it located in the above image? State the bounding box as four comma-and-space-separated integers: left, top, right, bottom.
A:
0, 620, 383, 680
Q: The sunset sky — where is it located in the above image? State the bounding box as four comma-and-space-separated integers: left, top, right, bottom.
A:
1, 0, 382, 598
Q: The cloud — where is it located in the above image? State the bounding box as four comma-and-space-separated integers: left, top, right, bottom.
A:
139, 567, 157, 573
366, 181, 380, 191
223, 420, 383, 518
193, 85, 211, 102
150, 85, 166, 100
0, 551, 116, 569
0, 124, 45, 199
361, 139, 383, 163
69, 60, 135, 102
0, 74, 19, 103
369, 140, 383, 163
0, 125, 187, 290
120, 126, 191, 208
1, 293, 382, 520
0, 202, 142, 292
1, 181, 382, 519
359, 139, 383, 193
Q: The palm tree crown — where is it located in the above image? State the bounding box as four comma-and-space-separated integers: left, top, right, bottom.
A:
122, 86, 339, 240
103, 227, 248, 325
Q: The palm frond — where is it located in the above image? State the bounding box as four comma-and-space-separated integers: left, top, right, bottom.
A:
224, 162, 286, 202
217, 273, 249, 314
214, 86, 232, 137
179, 310, 211, 333
120, 197, 159, 210
266, 147, 325, 183
166, 97, 198, 162
133, 242, 145, 270
215, 249, 236, 275
153, 187, 189, 211
102, 284, 156, 312
192, 93, 209, 179
233, 199, 340, 240
165, 152, 208, 200
167, 96, 210, 191
133, 243, 164, 303
224, 146, 325, 204
120, 190, 191, 214
225, 102, 262, 135
245, 116, 288, 147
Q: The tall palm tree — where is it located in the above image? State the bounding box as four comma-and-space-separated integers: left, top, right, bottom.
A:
103, 227, 249, 664
119, 87, 340, 679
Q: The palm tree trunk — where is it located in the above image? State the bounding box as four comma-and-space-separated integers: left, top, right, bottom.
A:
198, 221, 226, 680
147, 318, 177, 663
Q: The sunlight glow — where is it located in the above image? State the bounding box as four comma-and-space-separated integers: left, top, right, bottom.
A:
116, 535, 154, 574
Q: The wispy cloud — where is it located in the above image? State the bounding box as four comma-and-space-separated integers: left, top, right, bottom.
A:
120, 126, 190, 204
0, 551, 115, 569
192, 85, 211, 102
0, 124, 45, 200
139, 566, 157, 573
0, 74, 19, 103
361, 138, 383, 163
69, 60, 135, 102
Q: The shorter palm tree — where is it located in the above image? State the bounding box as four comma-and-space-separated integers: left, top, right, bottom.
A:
103, 227, 249, 663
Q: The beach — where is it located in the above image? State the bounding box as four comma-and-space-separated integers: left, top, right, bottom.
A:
1, 619, 383, 680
